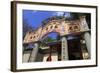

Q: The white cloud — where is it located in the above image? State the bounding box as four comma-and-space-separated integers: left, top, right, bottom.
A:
53, 12, 71, 18
56, 12, 64, 16
53, 12, 64, 16
64, 12, 71, 18
32, 10, 37, 13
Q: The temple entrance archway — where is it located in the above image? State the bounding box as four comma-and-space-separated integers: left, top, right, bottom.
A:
23, 15, 90, 62
39, 32, 61, 61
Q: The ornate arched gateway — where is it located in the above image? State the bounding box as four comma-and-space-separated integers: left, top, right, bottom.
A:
23, 16, 91, 62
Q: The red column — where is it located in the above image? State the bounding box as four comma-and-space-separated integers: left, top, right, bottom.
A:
46, 46, 52, 61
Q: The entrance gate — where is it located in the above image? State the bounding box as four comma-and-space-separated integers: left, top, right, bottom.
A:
23, 16, 91, 62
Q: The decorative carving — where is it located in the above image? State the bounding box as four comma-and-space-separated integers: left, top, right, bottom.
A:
23, 16, 88, 43
68, 24, 80, 33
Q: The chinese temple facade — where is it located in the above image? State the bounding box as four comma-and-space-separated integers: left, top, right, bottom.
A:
23, 16, 90, 62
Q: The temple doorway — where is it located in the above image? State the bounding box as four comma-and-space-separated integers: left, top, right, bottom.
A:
67, 38, 83, 60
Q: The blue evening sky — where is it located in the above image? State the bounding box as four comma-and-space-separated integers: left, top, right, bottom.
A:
23, 10, 71, 39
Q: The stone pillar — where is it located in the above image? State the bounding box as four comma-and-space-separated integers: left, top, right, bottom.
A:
79, 16, 91, 58
61, 37, 69, 60
29, 43, 39, 62
84, 32, 91, 58
79, 16, 89, 31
